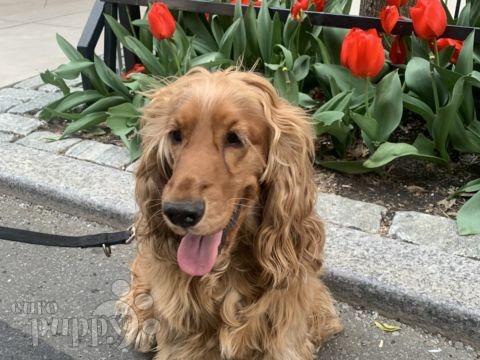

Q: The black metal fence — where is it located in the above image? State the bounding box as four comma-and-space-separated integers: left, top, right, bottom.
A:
78, 0, 476, 86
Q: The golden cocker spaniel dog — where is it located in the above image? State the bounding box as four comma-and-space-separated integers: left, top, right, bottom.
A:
117, 67, 342, 359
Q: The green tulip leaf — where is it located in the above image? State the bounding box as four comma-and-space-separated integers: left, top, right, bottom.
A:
244, 5, 260, 58
94, 55, 132, 100
131, 18, 149, 29
405, 57, 448, 109
292, 55, 311, 82
82, 96, 127, 115
190, 52, 234, 68
182, 12, 217, 52
232, 0, 247, 59
107, 103, 140, 135
273, 68, 299, 105
62, 112, 108, 138
318, 90, 353, 113
219, 18, 242, 58
298, 93, 318, 109
350, 112, 377, 141
55, 61, 94, 80
371, 70, 402, 142
452, 179, 480, 197
457, 191, 480, 235
449, 116, 480, 153
124, 36, 165, 76
402, 93, 435, 126
257, 0, 273, 61
313, 63, 371, 106
45, 90, 104, 116
56, 34, 107, 94
456, 31, 474, 74
432, 76, 468, 162
40, 70, 70, 96
363, 141, 445, 169
274, 44, 294, 70
316, 160, 373, 174
104, 14, 131, 44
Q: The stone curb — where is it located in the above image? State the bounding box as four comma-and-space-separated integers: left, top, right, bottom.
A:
0, 142, 135, 227
324, 224, 480, 348
1, 76, 480, 348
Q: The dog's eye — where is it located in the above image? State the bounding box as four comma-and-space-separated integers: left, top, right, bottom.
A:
225, 132, 243, 147
169, 129, 182, 144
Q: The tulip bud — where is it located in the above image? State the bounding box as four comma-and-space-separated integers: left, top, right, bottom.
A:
341, 28, 385, 78
380, 5, 400, 35
148, 3, 176, 40
410, 0, 447, 40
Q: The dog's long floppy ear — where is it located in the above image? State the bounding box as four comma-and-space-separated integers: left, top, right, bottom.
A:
134, 86, 174, 242
238, 73, 325, 289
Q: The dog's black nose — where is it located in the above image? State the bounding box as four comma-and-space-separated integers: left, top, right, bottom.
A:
163, 201, 205, 228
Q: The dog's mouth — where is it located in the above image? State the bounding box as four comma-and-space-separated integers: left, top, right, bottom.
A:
176, 203, 242, 277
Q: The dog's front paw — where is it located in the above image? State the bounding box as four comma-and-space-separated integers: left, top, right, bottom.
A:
116, 292, 159, 352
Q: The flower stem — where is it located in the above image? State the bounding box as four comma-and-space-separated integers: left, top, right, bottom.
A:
430, 63, 440, 113
364, 77, 370, 117
433, 37, 440, 67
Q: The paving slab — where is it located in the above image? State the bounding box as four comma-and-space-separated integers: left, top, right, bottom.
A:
15, 131, 81, 154
37, 83, 61, 93
316, 192, 386, 234
323, 223, 480, 348
0, 88, 40, 102
0, 113, 43, 136
389, 211, 480, 260
13, 75, 45, 90
0, 142, 135, 226
8, 92, 62, 115
37, 78, 82, 93
126, 160, 139, 173
0, 132, 16, 143
0, 96, 22, 113
66, 140, 132, 169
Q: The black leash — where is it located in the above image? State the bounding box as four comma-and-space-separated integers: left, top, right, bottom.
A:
0, 225, 135, 257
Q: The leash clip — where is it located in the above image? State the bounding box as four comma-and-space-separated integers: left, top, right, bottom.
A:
103, 244, 112, 257
126, 225, 136, 244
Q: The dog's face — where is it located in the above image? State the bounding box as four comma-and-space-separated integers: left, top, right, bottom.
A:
152, 72, 270, 276
138, 68, 317, 284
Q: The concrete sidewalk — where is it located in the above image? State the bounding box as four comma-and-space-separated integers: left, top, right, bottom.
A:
0, 0, 95, 88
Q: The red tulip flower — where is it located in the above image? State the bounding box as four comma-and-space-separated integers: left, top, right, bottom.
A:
410, 0, 447, 40
387, 0, 408, 6
380, 5, 400, 35
435, 38, 463, 64
341, 28, 385, 78
313, 0, 326, 12
292, 0, 309, 21
390, 36, 408, 64
120, 63, 146, 80
148, 3, 176, 40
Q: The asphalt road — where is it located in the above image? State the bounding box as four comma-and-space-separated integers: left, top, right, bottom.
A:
0, 191, 478, 360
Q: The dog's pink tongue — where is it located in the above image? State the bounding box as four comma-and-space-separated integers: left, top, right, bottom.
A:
177, 231, 223, 276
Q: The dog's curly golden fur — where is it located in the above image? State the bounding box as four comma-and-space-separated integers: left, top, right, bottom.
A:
117, 67, 342, 359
